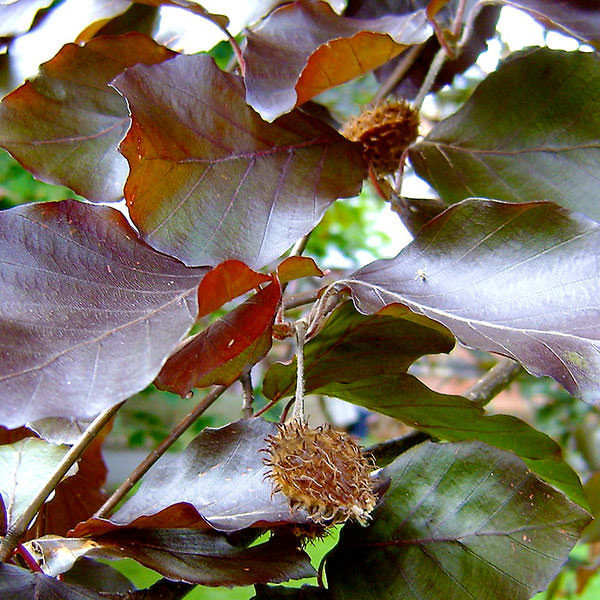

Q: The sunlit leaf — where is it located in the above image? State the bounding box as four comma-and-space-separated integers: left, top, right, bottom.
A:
277, 256, 325, 285
410, 49, 600, 221
73, 419, 309, 537
243, 0, 431, 121
0, 34, 174, 203
0, 0, 53, 37
0, 200, 208, 428
326, 441, 591, 600
113, 53, 366, 268
344, 199, 600, 403
0, 438, 75, 530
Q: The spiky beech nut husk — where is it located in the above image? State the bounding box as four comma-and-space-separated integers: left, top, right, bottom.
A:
263, 418, 376, 526
341, 99, 419, 175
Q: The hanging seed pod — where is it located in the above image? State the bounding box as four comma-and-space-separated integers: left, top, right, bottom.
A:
263, 418, 377, 526
341, 99, 420, 175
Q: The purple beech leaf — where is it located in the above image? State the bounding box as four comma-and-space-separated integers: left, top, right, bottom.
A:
112, 53, 366, 269
409, 48, 600, 221
0, 200, 208, 428
62, 558, 135, 595
0, 438, 76, 530
0, 563, 112, 600
0, 0, 54, 37
95, 528, 316, 587
0, 34, 174, 203
73, 419, 309, 537
326, 441, 591, 600
343, 199, 600, 402
0, 0, 135, 97
243, 0, 431, 121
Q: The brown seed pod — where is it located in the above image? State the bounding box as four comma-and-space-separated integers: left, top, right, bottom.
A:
341, 99, 420, 175
263, 418, 376, 526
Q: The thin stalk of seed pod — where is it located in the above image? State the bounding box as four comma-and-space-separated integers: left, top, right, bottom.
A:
292, 320, 309, 422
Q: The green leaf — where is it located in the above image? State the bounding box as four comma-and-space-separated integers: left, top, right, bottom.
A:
326, 441, 591, 600
263, 301, 455, 401
345, 199, 600, 402
320, 375, 586, 507
409, 49, 600, 221
0, 438, 74, 530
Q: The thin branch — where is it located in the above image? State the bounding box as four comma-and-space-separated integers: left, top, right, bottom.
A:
465, 357, 524, 408
0, 402, 124, 562
253, 397, 280, 418
365, 431, 431, 466
371, 44, 424, 105
284, 287, 321, 310
240, 370, 254, 418
94, 386, 227, 518
414, 46, 447, 110
292, 320, 308, 422
452, 0, 468, 37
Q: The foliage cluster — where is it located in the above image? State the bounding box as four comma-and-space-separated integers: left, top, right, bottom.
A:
1, 1, 600, 599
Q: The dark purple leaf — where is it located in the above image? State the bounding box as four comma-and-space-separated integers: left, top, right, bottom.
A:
409, 48, 600, 221
0, 34, 174, 203
344, 199, 600, 402
63, 558, 135, 595
0, 563, 110, 600
243, 0, 431, 121
0, 0, 53, 37
73, 419, 308, 537
156, 279, 281, 396
326, 442, 591, 600
0, 200, 208, 428
96, 528, 315, 586
113, 53, 366, 268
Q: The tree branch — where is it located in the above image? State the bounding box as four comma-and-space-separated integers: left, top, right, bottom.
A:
94, 386, 227, 518
465, 357, 524, 407
0, 402, 124, 562
371, 44, 424, 105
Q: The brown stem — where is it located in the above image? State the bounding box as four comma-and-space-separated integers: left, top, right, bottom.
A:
0, 402, 124, 562
465, 357, 524, 408
371, 44, 424, 105
240, 370, 254, 418
16, 543, 43, 573
284, 288, 321, 310
414, 46, 447, 109
94, 386, 227, 518
452, 0, 468, 37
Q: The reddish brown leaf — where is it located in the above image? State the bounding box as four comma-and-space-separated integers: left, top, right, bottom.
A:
196, 260, 272, 319
0, 34, 174, 203
72, 419, 308, 537
113, 53, 366, 268
0, 200, 208, 428
243, 1, 431, 121
277, 256, 324, 285
156, 279, 281, 396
